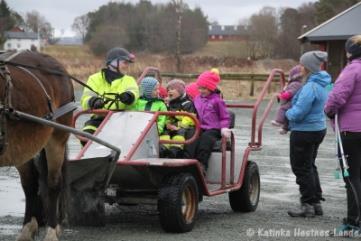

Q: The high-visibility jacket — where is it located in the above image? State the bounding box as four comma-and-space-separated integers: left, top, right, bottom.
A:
167, 94, 197, 128
81, 71, 139, 110
134, 97, 167, 134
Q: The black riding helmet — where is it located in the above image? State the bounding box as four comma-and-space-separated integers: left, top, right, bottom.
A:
105, 47, 135, 65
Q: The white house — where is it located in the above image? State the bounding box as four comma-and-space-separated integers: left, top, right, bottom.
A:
3, 31, 40, 51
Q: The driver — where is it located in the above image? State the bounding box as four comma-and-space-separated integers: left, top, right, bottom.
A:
80, 47, 139, 137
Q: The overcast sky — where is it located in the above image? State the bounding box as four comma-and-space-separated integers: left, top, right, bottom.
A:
8, 0, 316, 37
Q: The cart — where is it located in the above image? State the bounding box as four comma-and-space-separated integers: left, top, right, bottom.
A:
66, 68, 286, 233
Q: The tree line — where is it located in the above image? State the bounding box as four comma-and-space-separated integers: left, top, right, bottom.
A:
1, 0, 360, 60
72, 0, 208, 57
246, 0, 361, 59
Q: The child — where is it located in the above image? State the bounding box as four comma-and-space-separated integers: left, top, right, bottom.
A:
194, 71, 231, 172
271, 65, 304, 134
134, 77, 167, 134
160, 79, 197, 158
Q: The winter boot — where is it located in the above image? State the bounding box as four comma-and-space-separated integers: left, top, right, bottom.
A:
287, 203, 315, 218
159, 145, 171, 158
312, 202, 323, 216
168, 146, 184, 158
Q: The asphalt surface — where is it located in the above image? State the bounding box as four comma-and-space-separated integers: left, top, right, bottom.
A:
0, 102, 350, 241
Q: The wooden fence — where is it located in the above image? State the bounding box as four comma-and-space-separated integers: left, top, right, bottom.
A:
161, 72, 288, 96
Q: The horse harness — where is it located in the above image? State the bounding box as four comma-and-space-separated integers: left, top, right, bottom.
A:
0, 50, 77, 155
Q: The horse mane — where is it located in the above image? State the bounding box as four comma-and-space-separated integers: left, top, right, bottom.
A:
12, 50, 68, 75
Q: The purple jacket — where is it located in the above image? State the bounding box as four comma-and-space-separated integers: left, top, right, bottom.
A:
194, 92, 230, 130
325, 59, 361, 132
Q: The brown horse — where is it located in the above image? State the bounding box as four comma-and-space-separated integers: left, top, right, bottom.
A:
0, 51, 74, 241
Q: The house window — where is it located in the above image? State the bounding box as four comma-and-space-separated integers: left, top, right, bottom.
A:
7, 43, 11, 48
219, 35, 223, 40
211, 35, 215, 39
17, 43, 21, 48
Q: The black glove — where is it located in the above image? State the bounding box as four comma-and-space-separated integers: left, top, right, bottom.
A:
118, 91, 135, 105
88, 97, 104, 109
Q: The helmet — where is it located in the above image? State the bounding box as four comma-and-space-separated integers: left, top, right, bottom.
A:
105, 47, 135, 65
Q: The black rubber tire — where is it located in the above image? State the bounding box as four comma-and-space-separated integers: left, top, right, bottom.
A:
158, 173, 199, 233
229, 161, 260, 212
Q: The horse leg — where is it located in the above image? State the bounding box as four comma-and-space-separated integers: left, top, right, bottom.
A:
42, 133, 68, 241
16, 161, 42, 241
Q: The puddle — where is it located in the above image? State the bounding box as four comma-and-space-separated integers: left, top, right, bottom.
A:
0, 170, 24, 217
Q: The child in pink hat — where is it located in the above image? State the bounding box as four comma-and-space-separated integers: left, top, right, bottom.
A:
193, 71, 231, 173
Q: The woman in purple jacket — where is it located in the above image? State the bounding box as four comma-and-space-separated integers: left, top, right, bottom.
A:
194, 71, 231, 172
325, 35, 361, 233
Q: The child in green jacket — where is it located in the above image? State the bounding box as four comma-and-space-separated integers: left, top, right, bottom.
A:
134, 77, 167, 134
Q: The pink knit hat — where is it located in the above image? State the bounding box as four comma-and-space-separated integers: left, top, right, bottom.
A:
185, 82, 200, 99
196, 71, 220, 91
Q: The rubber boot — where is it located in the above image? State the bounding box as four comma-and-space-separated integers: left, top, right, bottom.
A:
287, 203, 315, 218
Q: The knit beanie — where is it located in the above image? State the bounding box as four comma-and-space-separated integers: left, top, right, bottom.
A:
140, 77, 159, 99
300, 51, 328, 73
210, 68, 220, 76
166, 79, 186, 95
185, 82, 200, 99
196, 71, 220, 91
288, 65, 303, 82
345, 35, 361, 60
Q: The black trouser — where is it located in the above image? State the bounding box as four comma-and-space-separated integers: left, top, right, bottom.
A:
195, 129, 221, 169
340, 132, 361, 224
290, 130, 326, 204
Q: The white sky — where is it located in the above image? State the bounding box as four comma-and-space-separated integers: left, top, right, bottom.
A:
8, 0, 316, 37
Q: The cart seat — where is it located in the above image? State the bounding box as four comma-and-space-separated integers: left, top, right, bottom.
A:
212, 110, 235, 152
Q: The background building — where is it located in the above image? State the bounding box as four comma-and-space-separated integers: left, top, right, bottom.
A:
3, 30, 40, 51
298, 2, 361, 79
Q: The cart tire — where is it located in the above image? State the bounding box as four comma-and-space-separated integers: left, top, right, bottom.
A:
158, 173, 199, 233
229, 161, 260, 212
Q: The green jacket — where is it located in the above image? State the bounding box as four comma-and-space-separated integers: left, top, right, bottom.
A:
81, 70, 139, 110
134, 97, 167, 133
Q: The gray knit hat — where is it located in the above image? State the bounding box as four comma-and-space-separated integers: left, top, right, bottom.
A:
166, 79, 186, 95
300, 51, 328, 73
140, 77, 159, 99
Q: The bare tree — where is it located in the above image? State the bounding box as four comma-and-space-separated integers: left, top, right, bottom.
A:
72, 14, 89, 42
247, 7, 278, 58
88, 23, 129, 56
24, 10, 53, 40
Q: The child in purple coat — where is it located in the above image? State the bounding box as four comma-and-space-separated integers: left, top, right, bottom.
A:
272, 65, 304, 134
194, 71, 231, 172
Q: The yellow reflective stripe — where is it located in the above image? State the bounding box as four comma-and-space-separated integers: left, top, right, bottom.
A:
82, 125, 98, 132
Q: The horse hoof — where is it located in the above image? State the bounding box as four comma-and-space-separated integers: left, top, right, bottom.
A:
43, 227, 59, 241
16, 217, 38, 241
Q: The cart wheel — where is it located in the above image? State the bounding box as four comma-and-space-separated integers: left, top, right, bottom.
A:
158, 173, 199, 233
229, 161, 260, 212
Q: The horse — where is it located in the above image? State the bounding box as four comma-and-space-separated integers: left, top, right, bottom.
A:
0, 50, 75, 241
